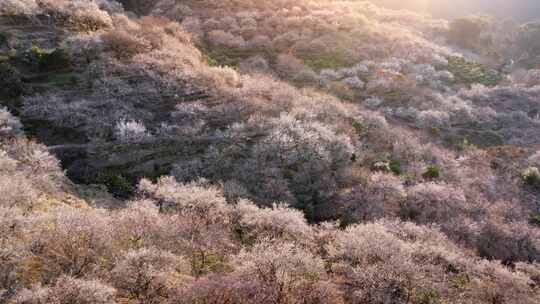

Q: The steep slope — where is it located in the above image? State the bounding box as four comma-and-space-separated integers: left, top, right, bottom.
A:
1, 0, 539, 258
1, 1, 540, 303
141, 0, 540, 148
1, 109, 540, 303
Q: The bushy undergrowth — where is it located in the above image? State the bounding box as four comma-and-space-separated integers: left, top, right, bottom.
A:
2, 1, 540, 303
2, 158, 540, 303
135, 0, 540, 149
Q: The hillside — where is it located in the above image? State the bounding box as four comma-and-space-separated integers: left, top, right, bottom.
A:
0, 1, 539, 303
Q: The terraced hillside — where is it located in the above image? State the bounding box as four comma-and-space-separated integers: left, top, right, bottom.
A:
0, 1, 540, 304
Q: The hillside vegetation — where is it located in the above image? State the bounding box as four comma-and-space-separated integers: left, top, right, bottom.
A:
0, 1, 539, 303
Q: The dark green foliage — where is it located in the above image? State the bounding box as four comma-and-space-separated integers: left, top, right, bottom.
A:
529, 214, 540, 227
303, 203, 316, 223
338, 212, 356, 228
446, 56, 503, 87
523, 174, 540, 189
97, 172, 134, 198
28, 46, 71, 72
0, 62, 23, 98
399, 203, 420, 221
352, 121, 364, 135
116, 0, 156, 15
234, 226, 256, 246
422, 165, 441, 180
48, 73, 78, 87
389, 159, 402, 175
38, 49, 71, 72
0, 31, 12, 46
521, 167, 540, 192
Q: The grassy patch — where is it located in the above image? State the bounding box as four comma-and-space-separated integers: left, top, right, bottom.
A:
415, 289, 442, 304
190, 250, 232, 277
47, 73, 78, 87
389, 159, 402, 175
446, 56, 503, 87
422, 165, 441, 180
298, 51, 353, 72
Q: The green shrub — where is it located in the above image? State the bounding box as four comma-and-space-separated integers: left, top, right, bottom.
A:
389, 159, 402, 175
190, 250, 231, 277
370, 154, 403, 175
116, 0, 156, 15
48, 73, 78, 87
429, 127, 441, 136
29, 45, 45, 59
29, 46, 71, 72
352, 120, 364, 135
0, 31, 12, 46
522, 167, 540, 190
457, 137, 472, 150
529, 213, 540, 227
422, 165, 441, 180
39, 49, 71, 72
446, 56, 503, 87
399, 203, 420, 221
97, 172, 134, 198
303, 202, 316, 223
0, 62, 23, 98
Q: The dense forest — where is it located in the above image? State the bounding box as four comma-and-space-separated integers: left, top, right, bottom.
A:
0, 0, 539, 303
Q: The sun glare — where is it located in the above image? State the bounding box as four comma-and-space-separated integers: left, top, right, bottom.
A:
371, 0, 432, 12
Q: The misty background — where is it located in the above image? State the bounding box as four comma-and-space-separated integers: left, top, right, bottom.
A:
369, 0, 540, 22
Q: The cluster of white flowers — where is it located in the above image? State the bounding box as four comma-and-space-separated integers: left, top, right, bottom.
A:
0, 0, 38, 15
0, 108, 23, 137
114, 119, 151, 143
